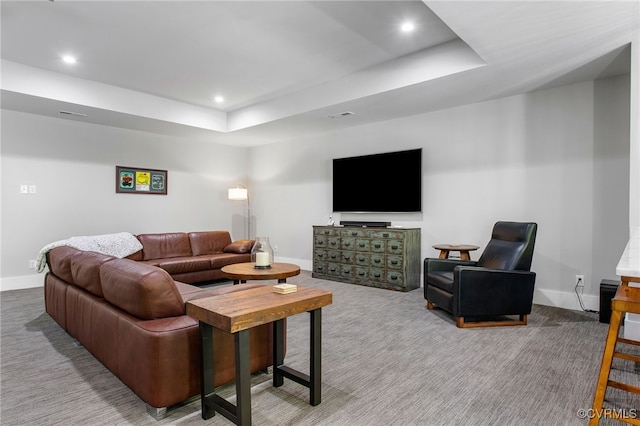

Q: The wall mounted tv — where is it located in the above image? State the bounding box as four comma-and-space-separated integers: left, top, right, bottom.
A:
332, 148, 422, 213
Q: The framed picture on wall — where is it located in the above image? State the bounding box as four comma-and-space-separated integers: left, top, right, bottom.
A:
116, 166, 167, 195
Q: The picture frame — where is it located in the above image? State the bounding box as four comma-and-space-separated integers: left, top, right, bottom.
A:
116, 166, 167, 195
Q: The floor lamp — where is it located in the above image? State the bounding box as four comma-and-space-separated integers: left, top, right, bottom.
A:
228, 185, 250, 239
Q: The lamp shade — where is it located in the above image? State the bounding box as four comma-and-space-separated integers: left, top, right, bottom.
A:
228, 187, 248, 200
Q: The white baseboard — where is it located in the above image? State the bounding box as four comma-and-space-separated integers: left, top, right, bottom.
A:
534, 288, 599, 312
0, 259, 311, 293
0, 268, 601, 315
275, 257, 312, 272
1, 274, 44, 292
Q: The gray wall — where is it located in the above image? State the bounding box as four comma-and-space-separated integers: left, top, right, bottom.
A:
250, 77, 630, 310
0, 75, 631, 311
1, 111, 249, 288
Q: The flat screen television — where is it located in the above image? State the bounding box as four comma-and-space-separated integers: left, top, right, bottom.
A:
332, 148, 422, 213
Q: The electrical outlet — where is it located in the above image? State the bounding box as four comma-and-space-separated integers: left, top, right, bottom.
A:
28, 260, 37, 269
576, 275, 585, 287
273, 245, 279, 254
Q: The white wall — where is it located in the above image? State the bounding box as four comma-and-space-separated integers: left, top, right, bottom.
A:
0, 111, 249, 290
630, 34, 640, 229
250, 77, 630, 311
592, 75, 632, 283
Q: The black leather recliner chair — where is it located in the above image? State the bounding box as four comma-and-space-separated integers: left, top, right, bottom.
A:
424, 221, 537, 328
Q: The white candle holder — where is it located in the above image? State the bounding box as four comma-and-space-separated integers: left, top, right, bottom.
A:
251, 237, 274, 269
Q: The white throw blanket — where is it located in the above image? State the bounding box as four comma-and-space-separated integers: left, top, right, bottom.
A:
36, 232, 143, 273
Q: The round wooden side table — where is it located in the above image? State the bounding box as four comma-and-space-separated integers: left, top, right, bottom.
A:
221, 262, 301, 284
432, 244, 480, 261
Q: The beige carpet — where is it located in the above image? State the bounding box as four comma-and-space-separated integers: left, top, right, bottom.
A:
1, 271, 638, 425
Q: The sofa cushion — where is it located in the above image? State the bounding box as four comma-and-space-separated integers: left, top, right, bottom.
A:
47, 246, 77, 283
174, 281, 212, 302
137, 233, 192, 260
125, 250, 143, 261
188, 231, 232, 256
223, 239, 254, 254
70, 250, 115, 297
175, 281, 265, 304
209, 253, 252, 269
157, 256, 213, 274
100, 259, 184, 320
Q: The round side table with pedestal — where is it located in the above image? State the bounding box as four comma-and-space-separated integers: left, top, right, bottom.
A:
432, 244, 480, 261
221, 262, 301, 284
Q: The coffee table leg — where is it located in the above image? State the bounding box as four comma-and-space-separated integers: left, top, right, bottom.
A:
278, 278, 287, 283
310, 308, 321, 406
273, 319, 285, 387
235, 330, 251, 426
199, 322, 216, 420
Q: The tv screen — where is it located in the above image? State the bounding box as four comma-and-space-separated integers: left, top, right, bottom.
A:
332, 148, 422, 213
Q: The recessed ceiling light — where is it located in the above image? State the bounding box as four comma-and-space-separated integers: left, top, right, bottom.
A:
61, 55, 77, 64
400, 22, 415, 33
328, 111, 354, 119
58, 110, 87, 118
214, 96, 224, 104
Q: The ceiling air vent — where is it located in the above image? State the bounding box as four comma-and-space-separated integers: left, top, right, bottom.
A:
328, 111, 354, 119
58, 110, 87, 118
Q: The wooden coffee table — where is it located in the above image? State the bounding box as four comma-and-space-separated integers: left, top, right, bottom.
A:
221, 262, 300, 284
186, 285, 332, 425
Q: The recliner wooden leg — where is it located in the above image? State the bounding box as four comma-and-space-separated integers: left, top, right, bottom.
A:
456, 315, 528, 328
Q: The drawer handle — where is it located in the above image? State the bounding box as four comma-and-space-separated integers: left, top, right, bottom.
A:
324, 230, 330, 235
391, 245, 398, 250
374, 273, 381, 278
391, 260, 398, 265
374, 259, 381, 264
383, 233, 389, 237
374, 244, 381, 249
318, 253, 324, 258
343, 270, 350, 274
344, 242, 351, 247
351, 232, 357, 236
358, 272, 365, 276
330, 255, 337, 259
318, 241, 324, 246
344, 256, 351, 261
359, 243, 365, 248
330, 241, 337, 246
358, 257, 365, 262
390, 275, 398, 280
330, 267, 337, 272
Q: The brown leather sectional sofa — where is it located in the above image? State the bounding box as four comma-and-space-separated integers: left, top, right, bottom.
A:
43, 231, 275, 419
126, 230, 255, 283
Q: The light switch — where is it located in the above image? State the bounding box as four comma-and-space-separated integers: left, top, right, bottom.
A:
20, 185, 28, 194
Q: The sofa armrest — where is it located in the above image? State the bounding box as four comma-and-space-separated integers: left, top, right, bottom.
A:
223, 239, 255, 254
453, 266, 536, 317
